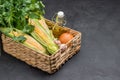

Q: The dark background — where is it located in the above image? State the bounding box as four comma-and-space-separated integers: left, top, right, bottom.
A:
0, 0, 120, 80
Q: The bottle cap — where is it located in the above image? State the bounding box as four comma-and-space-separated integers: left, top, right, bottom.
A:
57, 11, 64, 18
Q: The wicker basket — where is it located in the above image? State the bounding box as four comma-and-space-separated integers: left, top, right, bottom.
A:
1, 19, 82, 74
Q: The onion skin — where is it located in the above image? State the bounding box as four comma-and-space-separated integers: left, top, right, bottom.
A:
59, 32, 73, 44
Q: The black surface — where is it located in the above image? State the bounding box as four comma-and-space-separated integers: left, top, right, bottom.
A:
0, 0, 120, 80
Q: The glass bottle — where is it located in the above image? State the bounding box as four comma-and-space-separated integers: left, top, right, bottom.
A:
52, 11, 67, 26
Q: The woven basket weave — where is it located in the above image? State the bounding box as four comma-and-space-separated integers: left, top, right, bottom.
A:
1, 19, 81, 74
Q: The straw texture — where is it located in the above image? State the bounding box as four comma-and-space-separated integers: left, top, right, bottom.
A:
1, 20, 81, 74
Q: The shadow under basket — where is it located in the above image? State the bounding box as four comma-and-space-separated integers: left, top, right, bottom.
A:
1, 19, 82, 74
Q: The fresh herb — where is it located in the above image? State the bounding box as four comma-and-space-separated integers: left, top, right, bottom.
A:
0, 0, 45, 33
0, 0, 59, 55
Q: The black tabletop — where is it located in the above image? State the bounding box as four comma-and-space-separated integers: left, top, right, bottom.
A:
0, 0, 120, 80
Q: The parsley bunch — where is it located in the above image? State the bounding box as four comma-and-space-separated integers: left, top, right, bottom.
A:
0, 0, 45, 33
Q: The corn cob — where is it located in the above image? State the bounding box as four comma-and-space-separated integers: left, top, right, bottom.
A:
38, 17, 55, 40
0, 27, 47, 54
29, 18, 58, 54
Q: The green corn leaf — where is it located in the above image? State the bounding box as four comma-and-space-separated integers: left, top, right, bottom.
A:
13, 36, 26, 43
